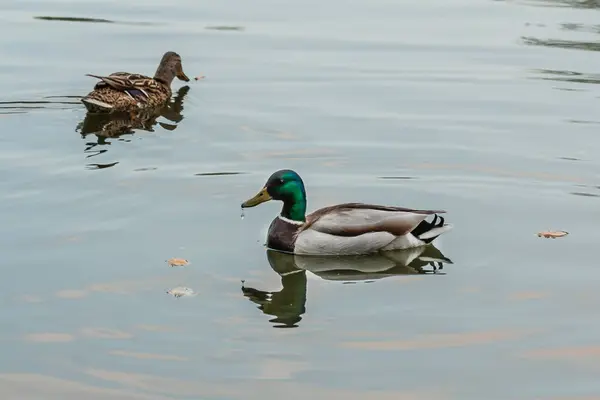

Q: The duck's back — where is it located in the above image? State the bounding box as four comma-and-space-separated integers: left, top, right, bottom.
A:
81, 72, 170, 113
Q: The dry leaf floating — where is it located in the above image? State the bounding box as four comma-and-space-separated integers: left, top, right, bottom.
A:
167, 258, 189, 267
537, 231, 569, 239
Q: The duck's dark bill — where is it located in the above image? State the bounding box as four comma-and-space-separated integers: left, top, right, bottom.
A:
177, 67, 190, 82
241, 188, 272, 208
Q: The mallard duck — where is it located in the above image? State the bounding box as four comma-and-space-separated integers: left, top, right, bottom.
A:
81, 51, 189, 113
241, 169, 453, 256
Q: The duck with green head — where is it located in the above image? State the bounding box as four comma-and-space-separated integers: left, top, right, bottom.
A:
241, 169, 453, 256
81, 51, 190, 113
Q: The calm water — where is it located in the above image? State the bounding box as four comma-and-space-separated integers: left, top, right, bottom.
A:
1, 0, 600, 398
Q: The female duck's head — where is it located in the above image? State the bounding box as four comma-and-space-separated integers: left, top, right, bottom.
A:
241, 169, 307, 221
154, 51, 190, 85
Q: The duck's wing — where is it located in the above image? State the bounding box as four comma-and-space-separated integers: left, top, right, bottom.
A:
303, 203, 445, 237
86, 72, 162, 98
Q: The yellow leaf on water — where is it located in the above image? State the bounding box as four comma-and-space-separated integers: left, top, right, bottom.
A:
167, 258, 189, 267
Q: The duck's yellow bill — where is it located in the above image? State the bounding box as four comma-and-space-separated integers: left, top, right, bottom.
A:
241, 188, 272, 208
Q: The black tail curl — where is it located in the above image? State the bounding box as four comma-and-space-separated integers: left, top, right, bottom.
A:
411, 214, 446, 244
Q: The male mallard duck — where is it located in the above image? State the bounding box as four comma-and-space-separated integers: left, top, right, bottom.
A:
81, 51, 189, 113
241, 169, 453, 256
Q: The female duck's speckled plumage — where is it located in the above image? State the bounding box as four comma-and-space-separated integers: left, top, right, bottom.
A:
81, 51, 189, 113
241, 169, 453, 256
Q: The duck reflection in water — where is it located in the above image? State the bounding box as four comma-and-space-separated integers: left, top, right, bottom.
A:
75, 85, 190, 162
242, 245, 452, 328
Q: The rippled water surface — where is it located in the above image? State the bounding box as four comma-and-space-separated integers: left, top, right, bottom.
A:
1, 0, 600, 399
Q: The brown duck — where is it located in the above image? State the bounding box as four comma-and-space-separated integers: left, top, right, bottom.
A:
81, 51, 189, 113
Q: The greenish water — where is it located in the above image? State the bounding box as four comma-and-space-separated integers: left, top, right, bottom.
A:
1, 0, 600, 399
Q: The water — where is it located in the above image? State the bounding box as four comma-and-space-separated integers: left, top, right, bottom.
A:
1, 0, 600, 398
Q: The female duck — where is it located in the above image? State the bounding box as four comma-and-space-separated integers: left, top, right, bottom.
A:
81, 51, 189, 113
241, 169, 452, 256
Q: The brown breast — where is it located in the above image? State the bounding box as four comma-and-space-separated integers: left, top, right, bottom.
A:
267, 217, 303, 253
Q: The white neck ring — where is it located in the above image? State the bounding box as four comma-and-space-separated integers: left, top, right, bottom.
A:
278, 215, 304, 226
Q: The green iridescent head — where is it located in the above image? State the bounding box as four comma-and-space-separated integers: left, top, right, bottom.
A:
241, 169, 307, 221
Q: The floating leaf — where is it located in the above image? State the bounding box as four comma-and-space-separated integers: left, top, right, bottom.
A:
537, 231, 569, 239
194, 75, 205, 81
167, 258, 189, 267
166, 287, 196, 298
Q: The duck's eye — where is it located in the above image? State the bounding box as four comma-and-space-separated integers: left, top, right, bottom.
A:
279, 178, 284, 184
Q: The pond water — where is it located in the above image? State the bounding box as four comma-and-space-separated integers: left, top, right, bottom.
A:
1, 0, 600, 399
